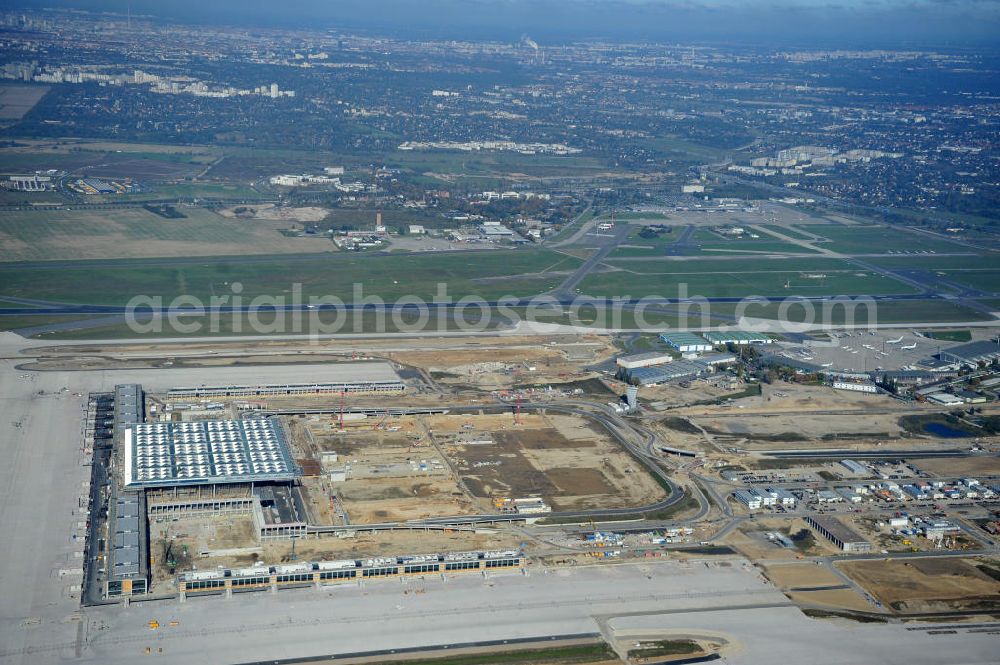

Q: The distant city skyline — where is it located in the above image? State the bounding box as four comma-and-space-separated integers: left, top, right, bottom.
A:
16, 0, 1000, 46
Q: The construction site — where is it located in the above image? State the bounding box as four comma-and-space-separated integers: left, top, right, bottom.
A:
6, 325, 997, 665
79, 350, 672, 604
286, 410, 666, 522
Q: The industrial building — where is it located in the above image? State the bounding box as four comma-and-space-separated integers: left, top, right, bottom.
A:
733, 489, 762, 510
99, 383, 306, 600
124, 418, 300, 490
178, 550, 525, 599
106, 385, 150, 598
840, 459, 868, 475
701, 331, 773, 346
927, 393, 965, 406
695, 352, 737, 367
4, 174, 53, 191
659, 332, 712, 353
805, 516, 873, 553
165, 362, 404, 399
167, 379, 404, 398
938, 340, 1000, 367
621, 359, 708, 386
733, 488, 780, 509
832, 380, 878, 394
615, 352, 673, 369
106, 492, 149, 597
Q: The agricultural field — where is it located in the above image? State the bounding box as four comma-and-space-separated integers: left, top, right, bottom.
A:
0, 84, 49, 121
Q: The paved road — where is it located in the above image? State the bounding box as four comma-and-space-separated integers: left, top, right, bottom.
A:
550, 224, 630, 299
0, 292, 971, 318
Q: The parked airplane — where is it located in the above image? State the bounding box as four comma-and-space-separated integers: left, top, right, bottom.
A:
886, 336, 904, 344
901, 343, 917, 350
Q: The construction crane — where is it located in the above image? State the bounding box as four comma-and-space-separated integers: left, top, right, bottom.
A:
372, 411, 390, 430
337, 390, 346, 431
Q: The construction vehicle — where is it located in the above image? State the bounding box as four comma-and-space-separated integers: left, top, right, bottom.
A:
148, 620, 159, 630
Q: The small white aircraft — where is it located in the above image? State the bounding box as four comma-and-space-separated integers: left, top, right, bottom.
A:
901, 343, 917, 350
886, 336, 904, 344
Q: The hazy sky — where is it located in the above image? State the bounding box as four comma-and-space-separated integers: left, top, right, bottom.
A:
16, 1, 1000, 46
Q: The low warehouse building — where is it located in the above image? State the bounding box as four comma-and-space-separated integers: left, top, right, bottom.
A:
939, 340, 1000, 367
701, 331, 773, 346
166, 362, 405, 398
622, 360, 707, 385
659, 332, 712, 353
805, 515, 873, 553
927, 393, 964, 406
832, 381, 878, 394
615, 352, 673, 369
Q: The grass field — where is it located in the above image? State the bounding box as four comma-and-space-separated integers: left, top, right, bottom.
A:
933, 270, 1000, 293
0, 250, 580, 305
609, 227, 683, 257
607, 257, 854, 274
133, 182, 262, 200
867, 255, 998, 270
0, 313, 105, 332
586, 257, 916, 298
580, 268, 915, 299
690, 227, 820, 254
354, 642, 618, 665
921, 329, 972, 342
0, 146, 213, 181
711, 299, 994, 324
766, 224, 819, 241
0, 206, 341, 261
800, 224, 969, 254
9, 304, 723, 339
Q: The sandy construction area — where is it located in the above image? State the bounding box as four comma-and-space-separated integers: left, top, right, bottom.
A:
219, 203, 329, 222
838, 557, 1000, 613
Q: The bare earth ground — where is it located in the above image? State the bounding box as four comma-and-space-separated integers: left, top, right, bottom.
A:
148, 515, 520, 592
912, 457, 1000, 477
838, 558, 1000, 613
445, 412, 665, 511
287, 411, 664, 520
218, 203, 329, 223
695, 412, 904, 441
762, 563, 872, 612
722, 517, 842, 561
